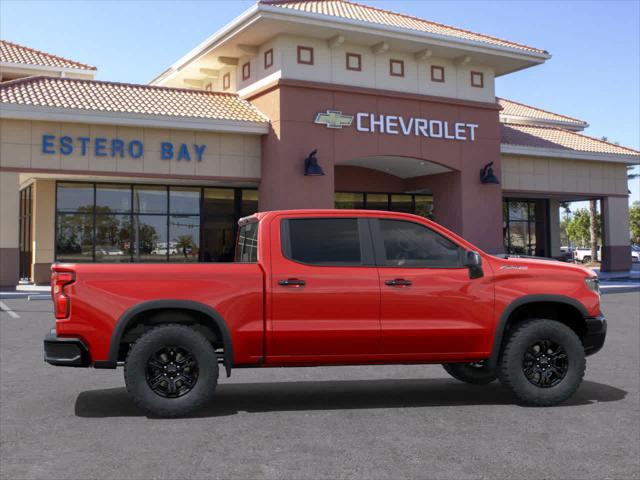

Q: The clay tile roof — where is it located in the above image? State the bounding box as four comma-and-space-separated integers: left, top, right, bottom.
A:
501, 123, 640, 156
0, 40, 96, 71
0, 76, 269, 123
260, 0, 547, 55
498, 97, 587, 127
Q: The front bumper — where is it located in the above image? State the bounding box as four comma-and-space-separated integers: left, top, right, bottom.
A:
44, 329, 90, 367
583, 314, 607, 356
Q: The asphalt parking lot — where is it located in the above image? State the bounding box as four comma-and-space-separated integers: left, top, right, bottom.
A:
1, 291, 638, 480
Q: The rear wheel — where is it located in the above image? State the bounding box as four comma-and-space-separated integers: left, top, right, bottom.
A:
582, 256, 592, 264
442, 361, 497, 385
124, 323, 218, 417
499, 319, 585, 406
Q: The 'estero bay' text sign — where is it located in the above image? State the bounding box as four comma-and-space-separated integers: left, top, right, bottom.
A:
41, 135, 206, 161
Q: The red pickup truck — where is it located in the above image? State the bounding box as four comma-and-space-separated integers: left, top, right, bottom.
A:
45, 210, 606, 417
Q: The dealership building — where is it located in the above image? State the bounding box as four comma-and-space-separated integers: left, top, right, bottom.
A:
1, 0, 638, 286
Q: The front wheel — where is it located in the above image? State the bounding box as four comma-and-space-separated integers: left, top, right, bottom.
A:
499, 319, 585, 406
124, 323, 219, 417
442, 361, 497, 385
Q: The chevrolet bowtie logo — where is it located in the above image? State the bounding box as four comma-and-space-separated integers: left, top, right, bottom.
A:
314, 110, 354, 129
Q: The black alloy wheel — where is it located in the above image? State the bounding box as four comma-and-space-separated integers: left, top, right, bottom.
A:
522, 339, 568, 388
145, 346, 199, 398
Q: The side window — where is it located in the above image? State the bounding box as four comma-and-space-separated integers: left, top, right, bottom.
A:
379, 219, 462, 268
283, 218, 362, 265
235, 222, 258, 262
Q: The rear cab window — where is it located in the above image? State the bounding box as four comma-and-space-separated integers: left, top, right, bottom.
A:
281, 217, 373, 266
235, 221, 259, 262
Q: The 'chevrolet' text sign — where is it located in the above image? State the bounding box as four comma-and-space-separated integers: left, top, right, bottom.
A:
314, 109, 478, 141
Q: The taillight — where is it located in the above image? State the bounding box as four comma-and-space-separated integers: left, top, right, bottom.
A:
51, 270, 75, 319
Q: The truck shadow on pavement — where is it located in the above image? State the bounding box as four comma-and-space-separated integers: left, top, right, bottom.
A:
74, 378, 627, 419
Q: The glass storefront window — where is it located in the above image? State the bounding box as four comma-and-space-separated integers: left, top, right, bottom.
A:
365, 193, 389, 211
95, 214, 131, 262
201, 188, 236, 262
170, 187, 200, 215
96, 184, 131, 213
503, 199, 545, 256
390, 194, 413, 214
57, 183, 93, 212
334, 192, 433, 218
133, 215, 168, 262
414, 196, 434, 219
55, 182, 257, 263
335, 192, 364, 209
56, 213, 94, 262
133, 186, 167, 214
169, 215, 200, 262
241, 189, 259, 218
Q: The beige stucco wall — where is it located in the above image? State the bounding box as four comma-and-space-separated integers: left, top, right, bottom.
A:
501, 155, 628, 195
602, 196, 630, 246
237, 35, 495, 102
0, 119, 261, 179
32, 179, 55, 264
0, 171, 19, 249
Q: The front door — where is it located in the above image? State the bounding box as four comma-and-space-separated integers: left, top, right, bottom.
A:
373, 218, 494, 360
267, 216, 381, 362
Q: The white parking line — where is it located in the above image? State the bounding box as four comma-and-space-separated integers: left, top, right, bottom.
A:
0, 301, 19, 319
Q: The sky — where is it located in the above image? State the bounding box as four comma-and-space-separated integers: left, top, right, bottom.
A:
1, 0, 638, 205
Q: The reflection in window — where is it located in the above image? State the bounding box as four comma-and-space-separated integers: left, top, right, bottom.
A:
95, 214, 131, 262
133, 215, 168, 262
201, 188, 236, 262
286, 218, 362, 265
56, 213, 94, 262
96, 184, 131, 213
55, 183, 258, 263
57, 183, 93, 212
236, 222, 259, 262
134, 186, 167, 214
380, 220, 461, 268
170, 187, 200, 215
170, 215, 200, 262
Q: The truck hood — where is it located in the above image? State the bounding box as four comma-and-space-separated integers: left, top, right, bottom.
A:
490, 254, 596, 277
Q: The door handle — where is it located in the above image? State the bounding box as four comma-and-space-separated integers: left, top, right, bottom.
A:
278, 278, 306, 287
385, 278, 412, 287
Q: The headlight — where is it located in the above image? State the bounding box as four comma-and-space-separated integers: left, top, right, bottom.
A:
585, 277, 600, 295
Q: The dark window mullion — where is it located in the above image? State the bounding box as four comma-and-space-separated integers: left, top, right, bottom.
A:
92, 183, 97, 262
166, 186, 170, 262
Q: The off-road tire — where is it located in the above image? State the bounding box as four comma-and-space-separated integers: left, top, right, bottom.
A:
499, 319, 585, 406
442, 362, 497, 385
582, 256, 592, 264
124, 323, 218, 417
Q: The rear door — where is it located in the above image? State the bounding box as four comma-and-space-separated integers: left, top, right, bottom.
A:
267, 215, 381, 362
372, 218, 494, 359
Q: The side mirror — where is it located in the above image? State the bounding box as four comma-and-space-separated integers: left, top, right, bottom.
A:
464, 251, 484, 279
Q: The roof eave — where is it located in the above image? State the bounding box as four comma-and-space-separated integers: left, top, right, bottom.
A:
257, 4, 551, 61
0, 61, 96, 75
148, 3, 261, 85
151, 2, 550, 85
501, 143, 640, 165
0, 103, 270, 134
500, 115, 589, 131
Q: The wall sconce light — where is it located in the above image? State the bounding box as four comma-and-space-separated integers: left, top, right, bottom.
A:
304, 149, 325, 176
480, 161, 500, 184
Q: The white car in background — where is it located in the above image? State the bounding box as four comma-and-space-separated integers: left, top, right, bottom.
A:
573, 247, 601, 264
631, 245, 640, 263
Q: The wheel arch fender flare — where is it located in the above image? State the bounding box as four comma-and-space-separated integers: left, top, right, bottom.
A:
101, 300, 234, 377
487, 294, 588, 369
